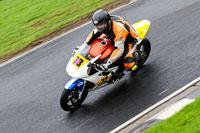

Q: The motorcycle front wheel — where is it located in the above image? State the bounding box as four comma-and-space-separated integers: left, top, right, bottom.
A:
60, 86, 88, 112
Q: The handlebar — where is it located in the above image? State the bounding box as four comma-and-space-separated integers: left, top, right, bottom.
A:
87, 62, 102, 71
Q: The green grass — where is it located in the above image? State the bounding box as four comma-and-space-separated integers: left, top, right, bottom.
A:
0, 0, 117, 58
143, 97, 200, 133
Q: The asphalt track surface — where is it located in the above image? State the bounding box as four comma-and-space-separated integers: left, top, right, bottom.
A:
0, 0, 200, 133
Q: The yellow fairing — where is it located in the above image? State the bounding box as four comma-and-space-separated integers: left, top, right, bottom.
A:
132, 20, 151, 40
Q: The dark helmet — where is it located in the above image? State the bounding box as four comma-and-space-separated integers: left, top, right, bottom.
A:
92, 9, 111, 32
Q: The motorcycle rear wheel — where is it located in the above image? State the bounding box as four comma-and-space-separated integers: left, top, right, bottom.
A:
60, 86, 88, 112
137, 38, 151, 67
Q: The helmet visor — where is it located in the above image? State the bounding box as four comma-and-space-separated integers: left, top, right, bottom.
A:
96, 23, 107, 32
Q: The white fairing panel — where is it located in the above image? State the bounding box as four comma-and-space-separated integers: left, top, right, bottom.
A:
66, 57, 78, 77
66, 58, 89, 78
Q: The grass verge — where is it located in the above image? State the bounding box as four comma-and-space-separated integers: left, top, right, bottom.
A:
0, 0, 130, 63
143, 97, 200, 133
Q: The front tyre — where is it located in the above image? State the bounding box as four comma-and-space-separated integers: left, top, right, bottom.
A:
60, 87, 88, 112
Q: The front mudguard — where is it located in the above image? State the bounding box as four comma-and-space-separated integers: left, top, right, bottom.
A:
64, 78, 85, 91
61, 78, 89, 111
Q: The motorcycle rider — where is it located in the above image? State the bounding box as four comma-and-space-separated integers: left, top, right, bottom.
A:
82, 9, 142, 80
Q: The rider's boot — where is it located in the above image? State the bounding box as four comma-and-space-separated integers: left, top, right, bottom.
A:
132, 44, 146, 70
108, 67, 124, 83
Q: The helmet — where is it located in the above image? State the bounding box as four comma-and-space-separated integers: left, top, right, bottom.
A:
92, 9, 111, 32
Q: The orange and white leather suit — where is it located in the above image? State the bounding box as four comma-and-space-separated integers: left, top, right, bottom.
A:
86, 15, 140, 70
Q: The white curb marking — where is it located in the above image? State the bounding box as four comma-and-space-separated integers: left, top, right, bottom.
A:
110, 76, 200, 133
156, 98, 194, 120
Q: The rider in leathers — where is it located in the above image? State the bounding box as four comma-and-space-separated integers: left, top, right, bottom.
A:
84, 9, 141, 79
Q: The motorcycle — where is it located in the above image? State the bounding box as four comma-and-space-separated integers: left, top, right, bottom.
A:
60, 20, 151, 111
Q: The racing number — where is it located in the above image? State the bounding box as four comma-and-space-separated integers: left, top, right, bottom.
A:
73, 56, 84, 67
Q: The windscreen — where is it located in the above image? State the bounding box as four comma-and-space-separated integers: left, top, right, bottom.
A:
77, 42, 90, 57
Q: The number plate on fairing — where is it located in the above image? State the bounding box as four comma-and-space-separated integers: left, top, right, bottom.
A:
72, 53, 89, 68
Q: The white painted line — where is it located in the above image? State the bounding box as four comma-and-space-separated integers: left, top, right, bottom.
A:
0, 0, 137, 68
110, 76, 200, 133
158, 89, 168, 96
155, 98, 194, 120
110, 0, 137, 13
0, 21, 91, 68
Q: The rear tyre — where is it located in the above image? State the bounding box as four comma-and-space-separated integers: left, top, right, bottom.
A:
137, 38, 151, 67
60, 86, 89, 112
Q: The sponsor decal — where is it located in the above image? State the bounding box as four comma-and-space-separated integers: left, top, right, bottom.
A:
118, 36, 124, 40
97, 75, 111, 86
94, 20, 98, 25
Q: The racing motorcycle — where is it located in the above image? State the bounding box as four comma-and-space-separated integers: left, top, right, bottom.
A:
60, 20, 151, 111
